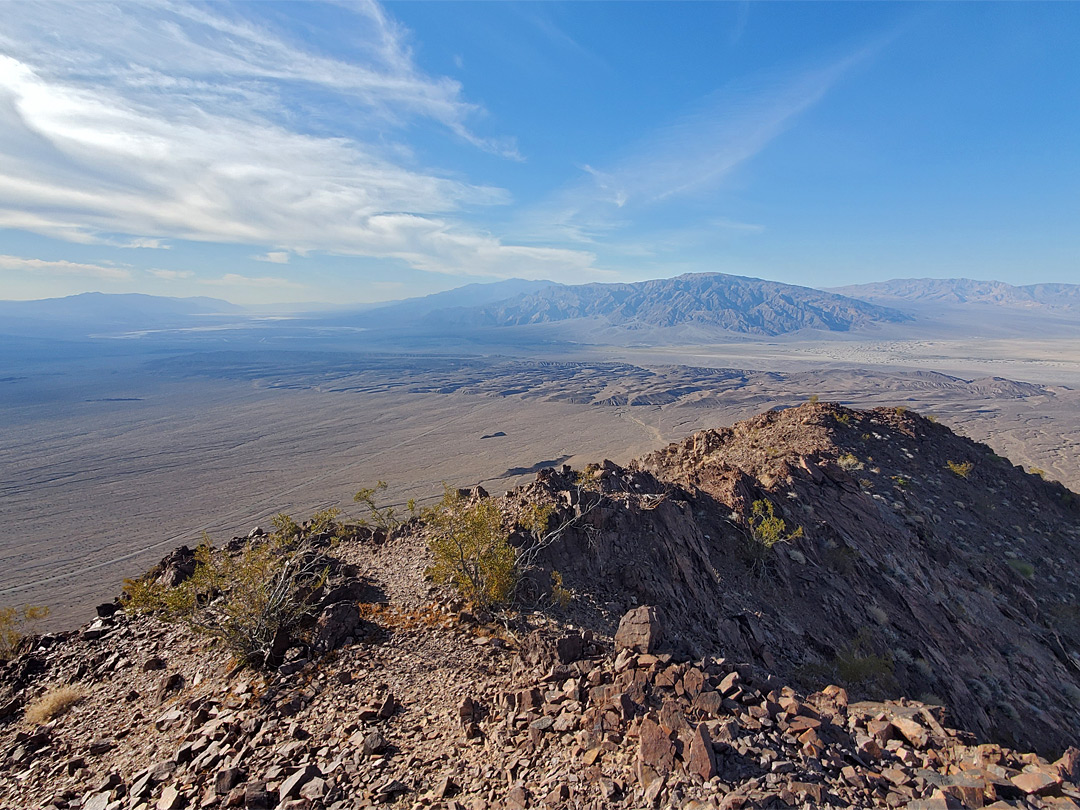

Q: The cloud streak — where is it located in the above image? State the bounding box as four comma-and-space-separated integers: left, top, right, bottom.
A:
525, 43, 877, 248
0, 2, 599, 283
0, 254, 132, 280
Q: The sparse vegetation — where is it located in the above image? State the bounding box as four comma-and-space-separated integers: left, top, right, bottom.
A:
425, 487, 518, 608
354, 481, 416, 532
24, 685, 83, 725
1030, 467, 1047, 479
833, 628, 896, 695
947, 460, 974, 478
748, 499, 804, 548
837, 452, 863, 471
122, 520, 332, 669
0, 604, 50, 659
1007, 559, 1035, 579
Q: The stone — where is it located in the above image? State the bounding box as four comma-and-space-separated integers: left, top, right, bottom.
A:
378, 691, 397, 719
313, 601, 360, 653
279, 764, 321, 802
637, 716, 676, 780
614, 606, 663, 654
244, 781, 271, 810
83, 793, 113, 810
362, 729, 387, 756
687, 723, 718, 781
155, 672, 184, 704
143, 656, 167, 672
157, 785, 183, 810
1011, 770, 1061, 795
891, 717, 929, 749
214, 768, 244, 795
1056, 747, 1080, 783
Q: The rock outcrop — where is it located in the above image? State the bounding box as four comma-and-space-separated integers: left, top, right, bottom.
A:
3, 402, 1080, 809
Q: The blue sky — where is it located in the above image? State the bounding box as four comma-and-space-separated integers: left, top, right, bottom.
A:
0, 1, 1077, 304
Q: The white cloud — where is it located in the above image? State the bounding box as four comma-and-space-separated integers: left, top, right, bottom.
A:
146, 268, 193, 280
0, 2, 598, 284
253, 251, 290, 264
0, 253, 132, 280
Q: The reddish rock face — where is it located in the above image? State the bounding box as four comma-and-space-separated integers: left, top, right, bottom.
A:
615, 606, 663, 654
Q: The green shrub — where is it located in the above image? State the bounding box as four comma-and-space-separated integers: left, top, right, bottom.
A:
0, 604, 49, 659
354, 481, 415, 532
947, 460, 974, 478
123, 526, 329, 669
425, 487, 517, 608
748, 499, 803, 548
837, 453, 863, 472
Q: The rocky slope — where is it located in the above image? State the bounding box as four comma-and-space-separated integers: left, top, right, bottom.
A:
511, 404, 1080, 755
424, 273, 911, 336
3, 403, 1080, 810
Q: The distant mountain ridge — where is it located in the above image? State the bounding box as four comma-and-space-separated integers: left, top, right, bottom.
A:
0, 292, 244, 338
423, 272, 911, 336
831, 278, 1080, 311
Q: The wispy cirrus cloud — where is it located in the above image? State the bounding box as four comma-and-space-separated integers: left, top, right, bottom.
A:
522, 43, 878, 250
253, 252, 290, 265
0, 2, 601, 284
146, 268, 193, 280
0, 253, 132, 280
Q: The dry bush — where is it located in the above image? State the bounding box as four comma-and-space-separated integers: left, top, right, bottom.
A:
0, 604, 50, 659
24, 685, 83, 725
123, 517, 333, 669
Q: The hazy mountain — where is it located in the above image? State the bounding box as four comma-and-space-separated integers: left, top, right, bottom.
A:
0, 292, 244, 338
424, 272, 911, 336
318, 278, 559, 328
831, 277, 1080, 311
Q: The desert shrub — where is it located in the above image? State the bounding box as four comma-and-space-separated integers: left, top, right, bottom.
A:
1007, 559, 1035, 579
742, 499, 804, 575
748, 499, 803, 548
834, 413, 851, 425
892, 475, 911, 490
425, 487, 517, 608
123, 527, 329, 669
837, 453, 863, 472
354, 481, 415, 532
550, 570, 572, 609
808, 394, 820, 404
947, 460, 974, 478
24, 685, 83, 725
0, 604, 49, 659
1030, 467, 1047, 479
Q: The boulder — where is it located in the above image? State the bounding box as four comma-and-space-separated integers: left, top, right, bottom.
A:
615, 606, 663, 654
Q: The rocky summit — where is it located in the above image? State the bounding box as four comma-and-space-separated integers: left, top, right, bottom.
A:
3, 402, 1080, 810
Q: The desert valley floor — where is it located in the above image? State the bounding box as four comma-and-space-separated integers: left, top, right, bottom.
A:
3, 335, 1079, 628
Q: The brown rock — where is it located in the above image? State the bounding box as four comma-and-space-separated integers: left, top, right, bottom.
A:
1056, 747, 1080, 783
615, 606, 663, 654
279, 764, 321, 802
637, 716, 676, 779
687, 723, 718, 781
1011, 770, 1061, 795
891, 717, 929, 749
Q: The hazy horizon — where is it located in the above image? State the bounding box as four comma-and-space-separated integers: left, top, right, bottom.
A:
1, 2, 1078, 305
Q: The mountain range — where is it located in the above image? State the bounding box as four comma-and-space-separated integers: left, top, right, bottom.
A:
3, 275, 1079, 344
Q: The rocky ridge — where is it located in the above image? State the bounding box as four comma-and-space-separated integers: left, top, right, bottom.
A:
3, 403, 1080, 810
